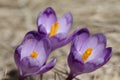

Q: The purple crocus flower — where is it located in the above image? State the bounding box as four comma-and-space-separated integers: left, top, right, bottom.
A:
67, 28, 112, 80
37, 7, 75, 50
14, 31, 56, 79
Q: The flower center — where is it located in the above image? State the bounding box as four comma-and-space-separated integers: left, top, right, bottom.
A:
82, 48, 93, 62
49, 22, 59, 37
30, 51, 38, 58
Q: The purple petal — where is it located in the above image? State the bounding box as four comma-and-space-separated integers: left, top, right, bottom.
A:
70, 28, 90, 56
49, 33, 67, 51
83, 47, 112, 73
42, 38, 52, 56
20, 39, 47, 65
82, 62, 97, 73
17, 31, 49, 60
104, 47, 112, 62
79, 34, 100, 56
20, 38, 37, 59
84, 35, 98, 48
38, 25, 47, 36
97, 47, 112, 66
20, 57, 41, 76
37, 58, 56, 74
80, 33, 106, 53
84, 33, 107, 61
37, 7, 57, 33
68, 51, 84, 76
57, 13, 73, 34
72, 28, 90, 52
34, 40, 47, 66
87, 43, 106, 61
96, 33, 106, 44
24, 31, 43, 41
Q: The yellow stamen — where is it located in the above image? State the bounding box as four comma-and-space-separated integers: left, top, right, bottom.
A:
30, 51, 38, 58
49, 22, 59, 37
82, 48, 93, 62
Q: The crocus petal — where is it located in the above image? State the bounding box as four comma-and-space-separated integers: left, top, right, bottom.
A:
34, 40, 47, 66
69, 28, 90, 64
104, 47, 112, 61
83, 47, 112, 73
83, 33, 107, 61
20, 39, 37, 59
49, 33, 67, 51
87, 43, 106, 61
38, 25, 47, 36
70, 28, 90, 57
24, 31, 43, 41
82, 62, 97, 73
80, 33, 107, 55
36, 58, 56, 74
57, 13, 73, 34
42, 38, 52, 56
37, 7, 57, 33
72, 28, 90, 52
93, 47, 112, 67
17, 31, 49, 60
20, 57, 41, 76
83, 35, 98, 48
68, 51, 84, 76
79, 35, 99, 57
95, 33, 106, 45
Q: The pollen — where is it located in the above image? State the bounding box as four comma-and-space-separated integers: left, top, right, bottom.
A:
49, 22, 59, 37
30, 51, 38, 59
82, 48, 93, 62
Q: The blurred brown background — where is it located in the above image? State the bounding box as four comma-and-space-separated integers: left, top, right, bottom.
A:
0, 0, 120, 80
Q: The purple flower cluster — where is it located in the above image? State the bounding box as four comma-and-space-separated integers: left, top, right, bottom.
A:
14, 7, 112, 80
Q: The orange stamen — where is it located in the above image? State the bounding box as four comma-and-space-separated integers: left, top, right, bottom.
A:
49, 22, 59, 37
82, 48, 93, 62
30, 51, 38, 58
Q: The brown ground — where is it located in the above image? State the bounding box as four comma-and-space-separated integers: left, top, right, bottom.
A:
0, 0, 120, 80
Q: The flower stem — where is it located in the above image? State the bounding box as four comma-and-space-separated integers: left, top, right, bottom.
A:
66, 73, 75, 80
19, 76, 25, 80
39, 74, 43, 80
